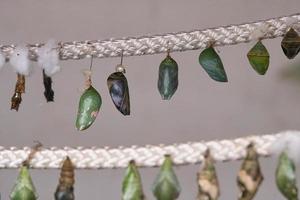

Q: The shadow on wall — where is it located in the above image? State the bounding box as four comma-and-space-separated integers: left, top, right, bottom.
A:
278, 57, 300, 84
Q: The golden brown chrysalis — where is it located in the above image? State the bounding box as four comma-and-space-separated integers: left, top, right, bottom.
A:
11, 74, 25, 111
55, 156, 75, 200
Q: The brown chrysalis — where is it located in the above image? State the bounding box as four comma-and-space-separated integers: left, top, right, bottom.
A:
11, 74, 25, 111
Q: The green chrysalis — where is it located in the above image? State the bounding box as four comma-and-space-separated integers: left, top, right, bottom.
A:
122, 160, 145, 200
197, 150, 220, 200
10, 165, 38, 200
237, 144, 263, 200
76, 86, 102, 131
276, 151, 298, 200
158, 54, 179, 100
247, 41, 270, 75
198, 47, 228, 82
152, 155, 181, 200
281, 28, 300, 59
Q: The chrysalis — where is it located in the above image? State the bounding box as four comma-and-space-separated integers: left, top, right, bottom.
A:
152, 155, 181, 200
122, 160, 145, 200
43, 70, 54, 102
10, 165, 38, 200
10, 143, 41, 200
107, 63, 130, 115
197, 150, 220, 200
237, 143, 263, 200
281, 28, 300, 59
157, 52, 178, 100
247, 40, 270, 75
76, 69, 102, 131
199, 46, 228, 82
276, 151, 298, 200
11, 74, 25, 111
55, 157, 75, 200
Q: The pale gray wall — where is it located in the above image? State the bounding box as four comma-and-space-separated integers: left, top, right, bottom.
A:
0, 0, 300, 199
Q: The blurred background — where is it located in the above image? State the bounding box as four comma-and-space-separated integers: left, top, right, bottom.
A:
0, 0, 300, 199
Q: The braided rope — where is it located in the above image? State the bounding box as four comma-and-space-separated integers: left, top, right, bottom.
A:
0, 131, 292, 169
0, 13, 299, 61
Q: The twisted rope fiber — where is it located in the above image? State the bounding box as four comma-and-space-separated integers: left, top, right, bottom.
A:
0, 131, 290, 169
0, 13, 300, 61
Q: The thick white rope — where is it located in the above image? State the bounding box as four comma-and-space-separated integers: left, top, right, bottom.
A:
0, 131, 294, 169
0, 13, 300, 61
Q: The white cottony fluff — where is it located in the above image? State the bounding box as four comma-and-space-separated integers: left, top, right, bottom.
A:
37, 39, 60, 76
269, 130, 300, 163
0, 53, 5, 71
10, 46, 31, 76
250, 24, 270, 40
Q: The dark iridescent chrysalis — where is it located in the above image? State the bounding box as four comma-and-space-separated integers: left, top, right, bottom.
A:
247, 41, 270, 75
199, 46, 228, 82
122, 160, 145, 200
237, 143, 263, 200
157, 53, 178, 100
152, 155, 181, 200
107, 64, 130, 115
55, 157, 75, 200
76, 70, 102, 131
11, 74, 25, 111
197, 150, 220, 200
281, 28, 300, 59
43, 70, 54, 102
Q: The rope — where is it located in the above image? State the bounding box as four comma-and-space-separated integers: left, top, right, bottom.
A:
0, 13, 299, 61
0, 130, 292, 169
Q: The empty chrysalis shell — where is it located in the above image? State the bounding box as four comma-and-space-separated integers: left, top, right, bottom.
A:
11, 74, 25, 111
76, 86, 102, 131
55, 157, 75, 200
122, 160, 145, 200
107, 70, 130, 115
43, 70, 54, 102
281, 28, 300, 59
157, 54, 178, 100
10, 165, 38, 200
276, 151, 298, 200
197, 150, 220, 200
237, 144, 263, 200
199, 47, 228, 82
247, 41, 270, 75
152, 155, 181, 200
